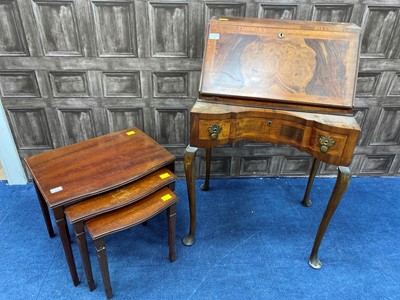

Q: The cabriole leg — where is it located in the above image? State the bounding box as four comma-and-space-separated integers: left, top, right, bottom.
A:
309, 166, 351, 269
302, 158, 321, 207
182, 146, 198, 246
200, 148, 211, 191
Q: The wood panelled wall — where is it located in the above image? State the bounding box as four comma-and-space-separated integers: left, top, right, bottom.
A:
0, 0, 400, 178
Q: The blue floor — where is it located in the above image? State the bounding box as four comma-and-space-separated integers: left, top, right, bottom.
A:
0, 177, 399, 299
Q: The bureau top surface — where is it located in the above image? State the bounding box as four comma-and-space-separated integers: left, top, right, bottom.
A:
199, 17, 362, 112
25, 127, 175, 208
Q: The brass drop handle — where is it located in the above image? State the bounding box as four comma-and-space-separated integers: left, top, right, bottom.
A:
319, 135, 335, 153
208, 124, 222, 140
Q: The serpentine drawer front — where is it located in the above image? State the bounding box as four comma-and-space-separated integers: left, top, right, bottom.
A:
192, 101, 360, 166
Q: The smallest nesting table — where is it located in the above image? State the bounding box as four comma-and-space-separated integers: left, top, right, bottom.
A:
25, 127, 176, 286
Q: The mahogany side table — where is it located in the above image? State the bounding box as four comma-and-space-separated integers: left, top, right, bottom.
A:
25, 127, 175, 285
182, 16, 362, 269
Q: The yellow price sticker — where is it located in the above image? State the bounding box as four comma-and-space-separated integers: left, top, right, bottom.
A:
126, 131, 135, 135
159, 173, 170, 179
161, 194, 172, 201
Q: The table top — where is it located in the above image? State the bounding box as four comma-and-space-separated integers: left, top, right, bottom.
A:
26, 127, 175, 208
199, 17, 361, 113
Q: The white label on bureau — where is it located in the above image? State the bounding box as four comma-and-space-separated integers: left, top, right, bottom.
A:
50, 186, 63, 194
209, 33, 220, 40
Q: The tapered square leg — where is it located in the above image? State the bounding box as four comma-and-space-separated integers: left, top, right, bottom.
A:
34, 181, 55, 238
73, 222, 95, 291
94, 239, 112, 299
53, 207, 80, 286
167, 204, 177, 262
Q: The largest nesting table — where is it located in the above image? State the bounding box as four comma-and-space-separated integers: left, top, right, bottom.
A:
25, 127, 175, 285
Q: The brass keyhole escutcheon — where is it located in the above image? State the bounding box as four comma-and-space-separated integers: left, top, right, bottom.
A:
278, 32, 285, 39
208, 124, 222, 140
319, 135, 335, 153
266, 121, 273, 126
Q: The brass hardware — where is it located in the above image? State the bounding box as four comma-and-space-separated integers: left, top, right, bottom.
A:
278, 32, 285, 39
319, 135, 335, 153
208, 124, 222, 140
266, 121, 273, 126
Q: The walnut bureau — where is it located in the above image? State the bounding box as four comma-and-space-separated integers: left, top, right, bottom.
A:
182, 17, 362, 269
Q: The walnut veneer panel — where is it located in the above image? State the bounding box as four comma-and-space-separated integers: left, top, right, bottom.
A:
200, 17, 362, 113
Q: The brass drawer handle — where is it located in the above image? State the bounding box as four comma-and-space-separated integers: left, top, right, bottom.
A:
208, 124, 222, 140
266, 121, 273, 126
319, 135, 335, 153
278, 32, 285, 39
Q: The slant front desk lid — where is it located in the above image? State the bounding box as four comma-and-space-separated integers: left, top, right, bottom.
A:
199, 17, 362, 114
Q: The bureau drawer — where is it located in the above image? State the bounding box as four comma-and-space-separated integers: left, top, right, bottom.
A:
235, 117, 305, 145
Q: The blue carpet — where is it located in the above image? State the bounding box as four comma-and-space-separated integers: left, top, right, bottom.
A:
0, 177, 399, 299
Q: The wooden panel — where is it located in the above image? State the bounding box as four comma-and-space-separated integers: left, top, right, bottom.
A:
356, 73, 380, 97
149, 2, 188, 57
154, 108, 188, 146
0, 71, 40, 97
319, 162, 338, 175
32, 0, 82, 56
152, 72, 188, 97
388, 73, 400, 96
239, 157, 271, 176
102, 72, 141, 97
0, 0, 398, 177
92, 1, 137, 57
0, 0, 29, 56
106, 107, 144, 132
200, 156, 231, 177
370, 107, 400, 146
57, 109, 96, 145
49, 72, 90, 97
258, 4, 297, 20
359, 155, 395, 174
280, 156, 313, 175
205, 2, 246, 21
361, 6, 399, 58
353, 107, 369, 145
7, 108, 53, 150
311, 4, 353, 22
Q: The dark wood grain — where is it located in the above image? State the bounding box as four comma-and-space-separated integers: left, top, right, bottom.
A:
26, 127, 175, 208
85, 187, 178, 240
